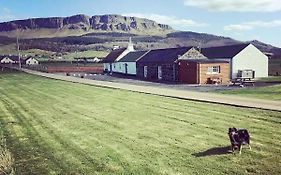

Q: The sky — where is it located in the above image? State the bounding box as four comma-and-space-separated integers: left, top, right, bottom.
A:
0, 0, 281, 47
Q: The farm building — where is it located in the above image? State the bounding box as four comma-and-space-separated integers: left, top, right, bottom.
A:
201, 43, 268, 78
25, 57, 39, 65
137, 47, 212, 83
103, 38, 135, 73
115, 51, 149, 75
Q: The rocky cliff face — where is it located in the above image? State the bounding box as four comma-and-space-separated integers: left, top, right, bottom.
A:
0, 14, 174, 37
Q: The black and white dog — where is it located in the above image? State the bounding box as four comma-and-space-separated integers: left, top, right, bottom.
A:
228, 127, 251, 154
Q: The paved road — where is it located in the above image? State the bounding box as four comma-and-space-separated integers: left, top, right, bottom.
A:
22, 68, 281, 112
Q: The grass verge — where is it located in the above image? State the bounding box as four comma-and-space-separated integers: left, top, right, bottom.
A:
0, 72, 280, 174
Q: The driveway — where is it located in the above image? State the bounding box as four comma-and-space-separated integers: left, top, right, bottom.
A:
22, 69, 281, 112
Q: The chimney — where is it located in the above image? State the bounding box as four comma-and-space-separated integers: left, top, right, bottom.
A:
127, 37, 135, 51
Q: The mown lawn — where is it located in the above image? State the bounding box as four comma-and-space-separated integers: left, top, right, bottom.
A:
0, 72, 281, 174
218, 84, 281, 101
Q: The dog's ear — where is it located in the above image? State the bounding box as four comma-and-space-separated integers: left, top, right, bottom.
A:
233, 127, 237, 131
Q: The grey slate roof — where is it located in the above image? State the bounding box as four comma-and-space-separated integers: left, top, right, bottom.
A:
118, 51, 148, 62
201, 43, 250, 59
138, 47, 193, 63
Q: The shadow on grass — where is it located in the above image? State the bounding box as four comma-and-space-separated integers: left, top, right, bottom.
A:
192, 146, 231, 157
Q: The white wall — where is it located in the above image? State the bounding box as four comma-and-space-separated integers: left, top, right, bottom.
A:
103, 63, 111, 72
232, 44, 268, 78
112, 62, 136, 75
112, 62, 122, 73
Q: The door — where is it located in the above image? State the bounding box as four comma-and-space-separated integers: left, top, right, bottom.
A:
109, 63, 112, 73
125, 63, 128, 74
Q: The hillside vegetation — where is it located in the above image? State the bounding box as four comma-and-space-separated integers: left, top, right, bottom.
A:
0, 72, 280, 174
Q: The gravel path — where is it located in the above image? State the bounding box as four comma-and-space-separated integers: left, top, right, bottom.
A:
22, 69, 281, 112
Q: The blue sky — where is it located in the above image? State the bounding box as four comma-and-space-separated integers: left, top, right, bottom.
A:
0, 0, 281, 47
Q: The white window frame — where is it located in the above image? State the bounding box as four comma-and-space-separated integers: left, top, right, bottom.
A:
144, 66, 148, 78
158, 66, 162, 80
207, 66, 220, 74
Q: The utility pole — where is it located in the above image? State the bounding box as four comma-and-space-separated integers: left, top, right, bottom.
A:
16, 29, 22, 69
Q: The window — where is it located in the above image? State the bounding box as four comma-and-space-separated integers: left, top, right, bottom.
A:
144, 66, 148, 78
207, 66, 220, 74
158, 66, 162, 79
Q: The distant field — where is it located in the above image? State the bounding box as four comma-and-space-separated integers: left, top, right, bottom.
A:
0, 46, 55, 57
63, 50, 108, 59
39, 61, 103, 67
0, 72, 281, 174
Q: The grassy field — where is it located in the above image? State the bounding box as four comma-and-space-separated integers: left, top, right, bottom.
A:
0, 72, 281, 174
218, 84, 281, 101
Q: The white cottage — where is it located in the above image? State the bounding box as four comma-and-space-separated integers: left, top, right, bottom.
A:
103, 38, 135, 73
115, 50, 149, 75
202, 43, 268, 78
25, 57, 39, 65
0, 56, 15, 64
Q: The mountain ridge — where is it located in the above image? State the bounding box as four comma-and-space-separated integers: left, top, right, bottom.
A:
0, 14, 174, 38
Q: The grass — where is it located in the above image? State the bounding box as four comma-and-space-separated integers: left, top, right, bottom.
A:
0, 72, 281, 174
257, 76, 281, 82
0, 46, 55, 57
63, 50, 108, 59
218, 84, 281, 101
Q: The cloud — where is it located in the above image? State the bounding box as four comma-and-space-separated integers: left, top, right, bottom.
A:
122, 13, 208, 28
0, 7, 16, 22
224, 20, 281, 31
184, 0, 281, 12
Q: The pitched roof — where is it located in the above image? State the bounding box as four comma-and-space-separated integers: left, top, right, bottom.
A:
0, 55, 19, 61
138, 47, 193, 63
118, 51, 148, 62
102, 48, 126, 63
201, 43, 250, 59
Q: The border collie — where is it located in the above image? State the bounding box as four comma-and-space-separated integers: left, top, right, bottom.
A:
228, 127, 251, 154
